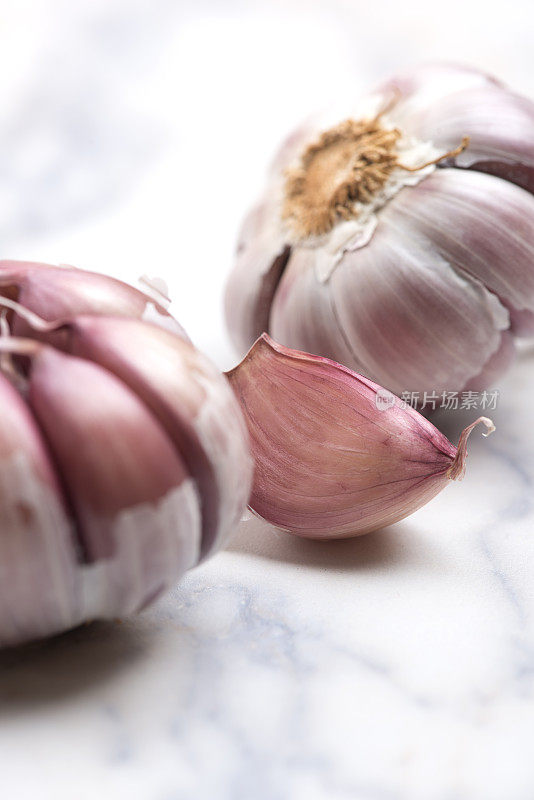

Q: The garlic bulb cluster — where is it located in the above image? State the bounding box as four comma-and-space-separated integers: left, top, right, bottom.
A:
0, 261, 252, 647
228, 335, 493, 538
225, 63, 534, 398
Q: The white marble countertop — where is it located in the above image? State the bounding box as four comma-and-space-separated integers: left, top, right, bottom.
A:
1, 1, 534, 798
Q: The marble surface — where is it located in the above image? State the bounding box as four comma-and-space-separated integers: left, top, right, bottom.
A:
1, 1, 534, 798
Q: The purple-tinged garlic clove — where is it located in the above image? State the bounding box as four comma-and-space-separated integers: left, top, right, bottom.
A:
55, 316, 253, 560
379, 63, 534, 193
268, 247, 370, 376
393, 169, 534, 328
227, 335, 493, 538
26, 343, 202, 618
0, 371, 79, 648
0, 261, 186, 340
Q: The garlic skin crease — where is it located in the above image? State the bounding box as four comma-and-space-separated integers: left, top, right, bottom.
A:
227, 335, 494, 539
225, 64, 534, 397
0, 262, 252, 648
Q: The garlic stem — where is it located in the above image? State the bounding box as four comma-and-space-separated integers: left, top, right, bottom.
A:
447, 416, 495, 481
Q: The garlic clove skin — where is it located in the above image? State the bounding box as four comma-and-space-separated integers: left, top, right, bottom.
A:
393, 169, 534, 328
227, 335, 493, 539
53, 315, 253, 561
268, 246, 371, 376
0, 261, 186, 339
269, 189, 511, 397
0, 371, 79, 648
378, 63, 534, 193
0, 278, 253, 647
267, 165, 534, 396
26, 343, 202, 619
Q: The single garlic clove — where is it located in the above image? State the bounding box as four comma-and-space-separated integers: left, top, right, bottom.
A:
0, 371, 81, 648
392, 168, 534, 330
26, 343, 202, 618
0, 260, 186, 339
53, 315, 253, 560
269, 198, 510, 397
379, 63, 534, 193
227, 335, 493, 538
268, 247, 370, 375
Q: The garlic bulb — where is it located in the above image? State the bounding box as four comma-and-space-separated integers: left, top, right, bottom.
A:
227, 335, 494, 538
225, 63, 534, 397
0, 262, 252, 647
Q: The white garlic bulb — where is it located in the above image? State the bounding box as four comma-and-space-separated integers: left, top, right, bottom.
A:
225, 63, 534, 397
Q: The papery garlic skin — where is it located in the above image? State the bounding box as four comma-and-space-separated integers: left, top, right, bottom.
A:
378, 63, 534, 192
0, 340, 203, 647
29, 346, 202, 607
50, 315, 252, 560
225, 64, 534, 397
0, 264, 252, 648
0, 260, 186, 339
227, 335, 493, 539
0, 372, 79, 647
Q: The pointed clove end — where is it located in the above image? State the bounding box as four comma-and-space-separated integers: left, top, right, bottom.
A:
448, 416, 495, 481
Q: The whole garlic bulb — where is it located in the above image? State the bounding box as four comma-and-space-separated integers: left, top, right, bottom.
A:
0, 262, 252, 647
225, 63, 534, 398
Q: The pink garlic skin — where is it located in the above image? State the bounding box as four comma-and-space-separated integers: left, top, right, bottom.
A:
0, 372, 78, 647
227, 335, 486, 539
225, 64, 534, 396
270, 169, 532, 397
53, 315, 252, 560
0, 266, 252, 648
0, 261, 187, 339
0, 342, 202, 648
378, 63, 534, 193
27, 345, 202, 621
30, 346, 200, 560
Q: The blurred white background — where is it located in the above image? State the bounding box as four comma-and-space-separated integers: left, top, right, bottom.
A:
0, 0, 532, 367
